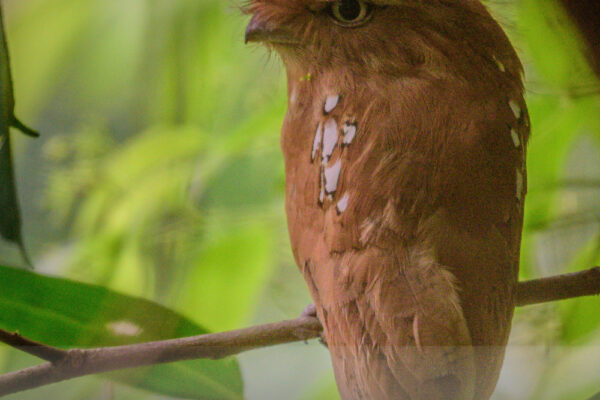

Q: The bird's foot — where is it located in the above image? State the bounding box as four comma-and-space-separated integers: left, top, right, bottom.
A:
300, 303, 328, 347
301, 303, 317, 318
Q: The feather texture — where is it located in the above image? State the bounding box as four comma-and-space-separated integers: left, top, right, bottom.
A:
246, 1, 529, 398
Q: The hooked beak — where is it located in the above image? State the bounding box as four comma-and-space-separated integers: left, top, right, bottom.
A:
245, 15, 299, 45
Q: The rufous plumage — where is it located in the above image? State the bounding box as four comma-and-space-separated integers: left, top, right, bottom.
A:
246, 1, 529, 398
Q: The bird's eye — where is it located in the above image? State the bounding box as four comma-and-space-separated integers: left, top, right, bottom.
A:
329, 0, 373, 27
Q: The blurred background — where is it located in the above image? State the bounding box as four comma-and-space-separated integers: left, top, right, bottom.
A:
0, 0, 599, 399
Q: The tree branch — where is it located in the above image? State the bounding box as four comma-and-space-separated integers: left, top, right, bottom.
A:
516, 267, 600, 306
0, 316, 322, 396
0, 330, 67, 363
0, 267, 599, 396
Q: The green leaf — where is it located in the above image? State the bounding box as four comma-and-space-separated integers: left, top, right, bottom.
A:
0, 5, 36, 267
0, 6, 21, 247
0, 265, 244, 399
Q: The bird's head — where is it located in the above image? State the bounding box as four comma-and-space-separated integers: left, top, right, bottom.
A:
244, 0, 521, 83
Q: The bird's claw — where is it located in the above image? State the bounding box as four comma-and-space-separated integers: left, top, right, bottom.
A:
301, 303, 317, 318
300, 303, 328, 347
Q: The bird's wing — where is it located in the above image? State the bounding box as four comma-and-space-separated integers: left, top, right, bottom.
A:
332, 247, 475, 400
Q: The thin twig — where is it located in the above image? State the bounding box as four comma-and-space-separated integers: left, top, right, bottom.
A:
0, 267, 599, 396
0, 316, 322, 396
0, 330, 67, 363
516, 267, 600, 306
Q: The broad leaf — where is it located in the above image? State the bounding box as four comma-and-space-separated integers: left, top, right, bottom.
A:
0, 265, 244, 399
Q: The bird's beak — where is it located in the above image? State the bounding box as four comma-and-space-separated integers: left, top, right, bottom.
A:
245, 15, 299, 45
245, 15, 265, 44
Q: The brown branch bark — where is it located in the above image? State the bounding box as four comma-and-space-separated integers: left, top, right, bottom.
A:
0, 267, 599, 397
516, 267, 600, 306
0, 316, 322, 396
0, 330, 67, 363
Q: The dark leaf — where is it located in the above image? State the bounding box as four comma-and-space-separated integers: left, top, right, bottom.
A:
0, 5, 37, 267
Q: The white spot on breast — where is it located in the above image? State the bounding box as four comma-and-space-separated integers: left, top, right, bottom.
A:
336, 193, 349, 214
311, 122, 323, 162
106, 321, 143, 337
516, 169, 524, 201
342, 123, 357, 146
319, 169, 325, 204
324, 94, 339, 114
322, 119, 338, 163
509, 99, 522, 120
511, 129, 521, 148
324, 159, 342, 195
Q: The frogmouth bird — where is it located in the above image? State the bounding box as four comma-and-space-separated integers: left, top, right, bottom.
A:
245, 0, 529, 399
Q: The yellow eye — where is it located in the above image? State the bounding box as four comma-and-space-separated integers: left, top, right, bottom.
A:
329, 0, 373, 27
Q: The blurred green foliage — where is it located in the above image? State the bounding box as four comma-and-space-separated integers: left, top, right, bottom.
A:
0, 0, 599, 399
